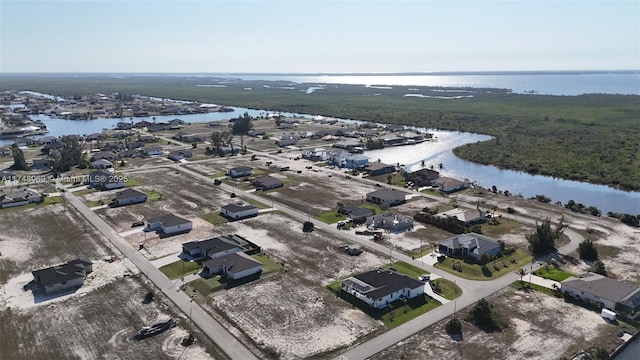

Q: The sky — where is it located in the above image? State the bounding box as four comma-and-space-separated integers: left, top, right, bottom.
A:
1, 0, 638, 73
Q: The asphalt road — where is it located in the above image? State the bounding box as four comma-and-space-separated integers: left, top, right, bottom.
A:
63, 189, 259, 360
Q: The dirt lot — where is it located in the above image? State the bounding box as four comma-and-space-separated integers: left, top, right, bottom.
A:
371, 286, 634, 360
198, 213, 388, 359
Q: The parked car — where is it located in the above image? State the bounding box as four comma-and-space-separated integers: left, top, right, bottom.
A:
131, 221, 145, 228
418, 274, 431, 282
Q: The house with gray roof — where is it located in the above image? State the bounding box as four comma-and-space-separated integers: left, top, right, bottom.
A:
341, 205, 375, 222
182, 235, 246, 258
366, 212, 414, 232
32, 259, 93, 294
111, 188, 147, 207
90, 159, 114, 170
88, 170, 125, 190
227, 166, 252, 178
221, 203, 259, 220
438, 233, 502, 262
1, 188, 42, 208
253, 176, 283, 190
561, 273, 640, 313
202, 252, 263, 280
340, 269, 425, 309
146, 213, 192, 235
366, 188, 406, 207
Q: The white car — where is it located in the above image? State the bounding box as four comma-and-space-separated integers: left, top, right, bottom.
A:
418, 274, 431, 282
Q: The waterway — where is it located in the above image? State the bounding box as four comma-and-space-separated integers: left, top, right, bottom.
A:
2, 104, 638, 214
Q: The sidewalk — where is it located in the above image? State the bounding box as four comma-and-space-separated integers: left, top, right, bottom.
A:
150, 252, 182, 268
424, 274, 450, 304
526, 274, 565, 290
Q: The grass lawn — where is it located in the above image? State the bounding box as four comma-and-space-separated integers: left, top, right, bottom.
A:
124, 176, 142, 187
316, 210, 346, 224
147, 190, 164, 201
438, 250, 533, 280
479, 217, 528, 238
72, 188, 95, 196
534, 266, 575, 282
430, 278, 463, 300
159, 260, 202, 280
242, 197, 271, 209
201, 211, 229, 225
84, 199, 108, 207
252, 254, 281, 274
0, 196, 65, 213
383, 261, 428, 278
510, 281, 561, 298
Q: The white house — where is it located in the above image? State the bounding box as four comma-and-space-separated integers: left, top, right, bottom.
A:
182, 236, 245, 258
366, 212, 414, 232
438, 233, 502, 262
32, 259, 93, 294
202, 252, 263, 280
435, 207, 485, 225
366, 188, 406, 207
91, 159, 114, 170
227, 166, 253, 178
112, 188, 147, 206
0, 188, 42, 208
88, 171, 125, 190
432, 177, 470, 193
168, 150, 192, 161
146, 213, 192, 235
340, 269, 425, 309
145, 147, 164, 156
221, 203, 259, 220
561, 273, 640, 313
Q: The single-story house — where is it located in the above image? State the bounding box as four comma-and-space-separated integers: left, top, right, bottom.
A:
405, 168, 440, 186
221, 203, 259, 220
227, 166, 252, 178
365, 161, 396, 176
146, 213, 192, 235
144, 147, 164, 156
91, 151, 118, 161
31, 158, 55, 169
138, 135, 157, 142
121, 149, 143, 158
0, 147, 12, 156
253, 176, 284, 190
91, 159, 114, 170
219, 146, 240, 155
202, 252, 263, 280
276, 136, 298, 147
111, 188, 147, 207
341, 269, 425, 309
32, 258, 93, 294
341, 205, 375, 222
366, 212, 414, 232
147, 124, 166, 132
435, 207, 485, 225
88, 171, 125, 190
432, 177, 470, 193
438, 233, 502, 262
182, 235, 246, 258
168, 150, 193, 161
561, 273, 640, 313
302, 147, 328, 162
366, 188, 406, 207
1, 188, 42, 208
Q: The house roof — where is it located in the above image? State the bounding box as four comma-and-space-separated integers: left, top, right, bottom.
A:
1, 188, 40, 204
439, 233, 501, 254
365, 161, 395, 172
147, 213, 191, 228
254, 176, 283, 187
344, 206, 375, 219
408, 168, 440, 178
222, 203, 258, 213
351, 269, 424, 301
32, 258, 92, 286
91, 159, 113, 166
183, 234, 249, 253
562, 272, 640, 304
367, 188, 406, 201
433, 177, 465, 188
202, 252, 262, 274
229, 166, 252, 173
115, 188, 146, 200
436, 208, 483, 223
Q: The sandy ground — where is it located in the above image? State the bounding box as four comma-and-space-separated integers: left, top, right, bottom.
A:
372, 286, 632, 360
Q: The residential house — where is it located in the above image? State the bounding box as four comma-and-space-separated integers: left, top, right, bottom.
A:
219, 146, 240, 155
88, 170, 125, 190
168, 150, 193, 161
561, 273, 640, 313
202, 252, 263, 280
91, 159, 114, 170
147, 124, 166, 132
138, 135, 157, 142
221, 203, 259, 220
31, 158, 55, 169
111, 188, 147, 207
366, 189, 406, 207
182, 234, 246, 258
328, 151, 369, 169
438, 233, 502, 262
85, 133, 105, 141
0, 147, 13, 156
32, 259, 93, 294
365, 161, 396, 176
1, 188, 42, 208
121, 149, 142, 158
432, 177, 470, 193
435, 207, 485, 225
340, 205, 375, 222
38, 136, 59, 145
227, 166, 252, 178
276, 135, 299, 147
302, 147, 328, 162
144, 147, 164, 156
247, 130, 265, 137
366, 212, 414, 232
405, 168, 440, 186
385, 124, 405, 132
381, 134, 405, 147
146, 213, 192, 235
340, 269, 425, 309
92, 151, 118, 161
253, 176, 284, 190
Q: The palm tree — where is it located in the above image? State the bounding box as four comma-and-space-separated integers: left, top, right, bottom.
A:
438, 163, 444, 170
515, 268, 527, 287
420, 159, 426, 168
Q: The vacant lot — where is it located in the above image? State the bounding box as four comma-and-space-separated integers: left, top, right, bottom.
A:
372, 286, 634, 360
195, 213, 389, 359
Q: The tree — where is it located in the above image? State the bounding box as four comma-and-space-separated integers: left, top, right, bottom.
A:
515, 268, 527, 286
303, 221, 314, 233
526, 219, 564, 256
577, 239, 598, 261
52, 136, 85, 176
465, 298, 506, 332
231, 112, 253, 150
445, 316, 462, 335
11, 147, 29, 170
591, 261, 607, 276
210, 130, 233, 152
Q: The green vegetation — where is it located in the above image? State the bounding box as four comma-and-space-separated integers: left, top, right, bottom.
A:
577, 238, 599, 261
201, 212, 229, 225
534, 266, 575, 282
2, 75, 637, 190
438, 250, 533, 280
316, 210, 347, 224
42, 196, 64, 206
159, 260, 202, 280
251, 254, 282, 274
188, 276, 226, 297
381, 261, 426, 278
465, 298, 507, 332
430, 278, 462, 300
124, 176, 142, 187
445, 316, 463, 335
84, 198, 108, 208
527, 218, 566, 255
147, 190, 164, 201
10, 147, 28, 170
511, 281, 560, 298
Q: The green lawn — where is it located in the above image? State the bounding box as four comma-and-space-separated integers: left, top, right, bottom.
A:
242, 197, 271, 209
534, 266, 575, 282
479, 217, 529, 238
430, 278, 463, 300
147, 190, 164, 201
510, 281, 560, 298
201, 211, 229, 225
159, 260, 202, 280
252, 254, 281, 274
438, 250, 533, 280
316, 210, 346, 224
383, 261, 428, 278
84, 199, 108, 208
124, 176, 142, 187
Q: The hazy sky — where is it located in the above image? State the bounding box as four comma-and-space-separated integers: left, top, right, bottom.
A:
1, 0, 638, 73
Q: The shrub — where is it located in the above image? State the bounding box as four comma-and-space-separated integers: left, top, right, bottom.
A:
466, 298, 507, 332
445, 316, 462, 335
303, 221, 314, 233
577, 239, 598, 261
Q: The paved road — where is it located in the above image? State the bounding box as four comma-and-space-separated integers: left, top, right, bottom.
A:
63, 190, 258, 360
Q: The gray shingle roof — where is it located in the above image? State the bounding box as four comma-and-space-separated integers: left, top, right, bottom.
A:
352, 269, 424, 301
222, 203, 258, 213
32, 259, 92, 286
114, 188, 146, 200
203, 252, 262, 273
367, 188, 406, 201
183, 236, 245, 254
439, 233, 500, 254
147, 213, 191, 228
562, 272, 640, 304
